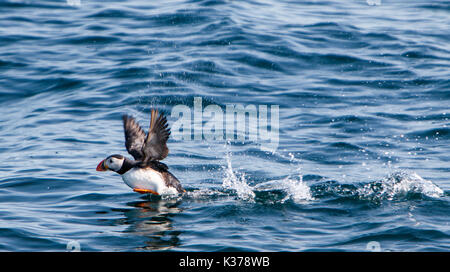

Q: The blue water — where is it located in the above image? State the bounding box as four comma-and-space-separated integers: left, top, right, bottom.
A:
0, 0, 449, 251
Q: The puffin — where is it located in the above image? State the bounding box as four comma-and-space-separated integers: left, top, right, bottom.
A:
96, 109, 184, 195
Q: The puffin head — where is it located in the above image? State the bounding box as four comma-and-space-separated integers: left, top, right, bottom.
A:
96, 154, 125, 173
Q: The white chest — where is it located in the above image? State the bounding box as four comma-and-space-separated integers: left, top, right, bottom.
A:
121, 168, 176, 195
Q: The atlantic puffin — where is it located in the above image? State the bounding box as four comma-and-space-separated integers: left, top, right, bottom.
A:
96, 109, 184, 195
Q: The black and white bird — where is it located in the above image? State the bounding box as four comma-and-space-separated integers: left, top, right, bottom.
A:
96, 109, 184, 195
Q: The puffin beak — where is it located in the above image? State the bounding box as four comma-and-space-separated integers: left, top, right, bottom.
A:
96, 160, 107, 171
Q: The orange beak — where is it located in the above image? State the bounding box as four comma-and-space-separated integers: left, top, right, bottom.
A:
96, 160, 107, 171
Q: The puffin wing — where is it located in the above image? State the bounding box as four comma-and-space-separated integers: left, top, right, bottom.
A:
142, 109, 170, 161
123, 115, 146, 161
161, 171, 185, 193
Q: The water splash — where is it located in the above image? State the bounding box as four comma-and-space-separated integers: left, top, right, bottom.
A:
186, 145, 442, 205
281, 176, 314, 203
221, 150, 313, 203
357, 171, 444, 201
222, 152, 256, 201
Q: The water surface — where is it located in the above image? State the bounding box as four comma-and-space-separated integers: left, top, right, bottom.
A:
0, 0, 449, 251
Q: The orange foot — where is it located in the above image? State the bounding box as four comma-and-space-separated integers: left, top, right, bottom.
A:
133, 188, 160, 195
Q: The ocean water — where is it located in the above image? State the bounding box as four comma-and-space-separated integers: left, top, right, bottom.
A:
0, 0, 449, 251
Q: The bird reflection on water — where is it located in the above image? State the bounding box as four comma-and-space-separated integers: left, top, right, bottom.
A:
121, 196, 184, 250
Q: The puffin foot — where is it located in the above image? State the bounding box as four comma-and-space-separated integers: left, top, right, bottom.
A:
133, 188, 159, 195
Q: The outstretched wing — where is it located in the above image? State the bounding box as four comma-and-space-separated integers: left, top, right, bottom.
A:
123, 115, 146, 161
142, 109, 170, 161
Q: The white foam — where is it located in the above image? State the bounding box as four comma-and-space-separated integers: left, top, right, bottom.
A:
254, 177, 313, 203
282, 177, 314, 203
393, 172, 444, 198
183, 188, 228, 200
357, 171, 444, 200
